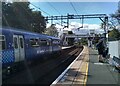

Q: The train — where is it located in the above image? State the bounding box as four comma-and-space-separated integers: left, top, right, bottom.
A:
0, 27, 62, 70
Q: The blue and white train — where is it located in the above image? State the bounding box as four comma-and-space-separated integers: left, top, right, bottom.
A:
0, 27, 61, 69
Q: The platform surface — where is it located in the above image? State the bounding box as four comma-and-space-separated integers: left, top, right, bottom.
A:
87, 48, 120, 86
52, 46, 120, 86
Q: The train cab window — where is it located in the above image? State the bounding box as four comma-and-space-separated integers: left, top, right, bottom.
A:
20, 38, 23, 48
30, 38, 39, 47
0, 35, 6, 50
14, 37, 18, 49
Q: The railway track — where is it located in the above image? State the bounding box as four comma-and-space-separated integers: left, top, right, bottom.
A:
36, 46, 83, 85
2, 46, 83, 85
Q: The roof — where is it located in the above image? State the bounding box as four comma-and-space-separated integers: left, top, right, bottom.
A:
1, 27, 60, 40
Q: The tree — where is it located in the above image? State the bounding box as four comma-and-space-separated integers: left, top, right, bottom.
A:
108, 29, 120, 41
2, 2, 46, 33
108, 1, 120, 41
111, 1, 120, 26
32, 11, 46, 33
80, 38, 88, 45
44, 24, 58, 37
2, 2, 32, 29
2, 2, 15, 27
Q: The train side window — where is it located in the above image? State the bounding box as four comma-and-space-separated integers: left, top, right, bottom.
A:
30, 39, 34, 46
35, 39, 39, 46
39, 40, 47, 46
0, 35, 6, 50
30, 39, 39, 47
47, 41, 50, 46
48, 39, 52, 46
14, 37, 18, 49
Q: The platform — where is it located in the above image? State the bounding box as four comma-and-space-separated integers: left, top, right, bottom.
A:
51, 46, 120, 86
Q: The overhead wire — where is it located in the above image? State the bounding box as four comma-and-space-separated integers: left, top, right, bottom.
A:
30, 3, 51, 16
69, 0, 78, 15
30, 3, 57, 26
47, 2, 61, 15
69, 0, 84, 29
47, 2, 63, 26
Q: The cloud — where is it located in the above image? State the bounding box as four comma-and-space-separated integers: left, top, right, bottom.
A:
46, 23, 51, 28
66, 22, 104, 34
47, 22, 105, 36
69, 22, 101, 30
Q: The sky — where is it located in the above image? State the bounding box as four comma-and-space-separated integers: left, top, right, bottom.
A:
31, 2, 117, 15
29, 1, 119, 35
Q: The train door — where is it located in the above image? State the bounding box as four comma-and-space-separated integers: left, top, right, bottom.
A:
13, 35, 25, 62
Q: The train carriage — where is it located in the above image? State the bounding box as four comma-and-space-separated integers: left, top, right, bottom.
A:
0, 27, 61, 69
47, 36, 61, 54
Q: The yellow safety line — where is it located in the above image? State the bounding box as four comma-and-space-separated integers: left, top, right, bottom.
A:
84, 62, 88, 86
84, 49, 89, 86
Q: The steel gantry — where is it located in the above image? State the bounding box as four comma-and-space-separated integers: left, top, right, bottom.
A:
45, 14, 108, 38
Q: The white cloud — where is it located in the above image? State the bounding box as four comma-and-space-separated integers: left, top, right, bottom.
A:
88, 24, 101, 29
68, 22, 101, 30
47, 22, 105, 36
46, 23, 51, 28
69, 22, 103, 34
116, 25, 120, 29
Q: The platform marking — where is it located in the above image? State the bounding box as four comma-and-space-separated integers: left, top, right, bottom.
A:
84, 59, 89, 86
94, 63, 110, 65
51, 46, 84, 85
83, 48, 89, 86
